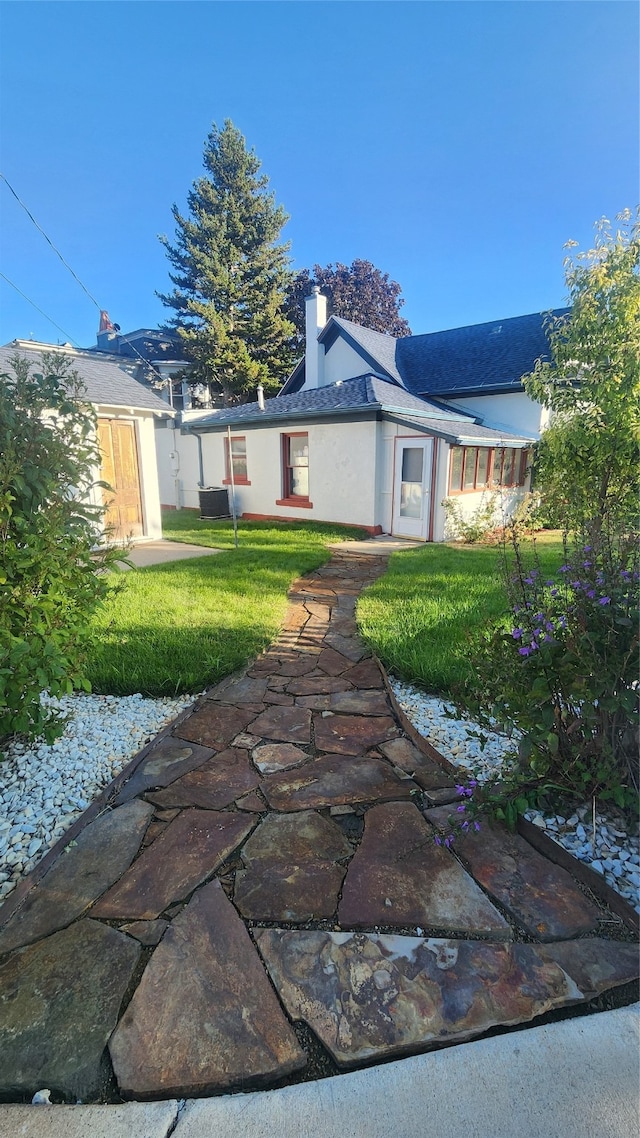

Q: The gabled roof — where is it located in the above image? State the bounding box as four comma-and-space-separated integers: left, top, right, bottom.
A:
321, 316, 405, 384
280, 308, 569, 400
185, 373, 534, 445
0, 343, 173, 415
396, 309, 570, 397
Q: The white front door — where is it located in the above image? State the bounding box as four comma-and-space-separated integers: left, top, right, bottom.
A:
392, 438, 432, 539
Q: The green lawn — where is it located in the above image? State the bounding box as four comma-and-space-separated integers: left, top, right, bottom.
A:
86, 513, 367, 696
357, 533, 565, 696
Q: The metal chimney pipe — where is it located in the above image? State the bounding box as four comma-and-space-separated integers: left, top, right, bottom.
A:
257, 384, 265, 410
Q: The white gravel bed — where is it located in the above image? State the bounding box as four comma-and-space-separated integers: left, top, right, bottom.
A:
0, 692, 194, 904
390, 677, 640, 915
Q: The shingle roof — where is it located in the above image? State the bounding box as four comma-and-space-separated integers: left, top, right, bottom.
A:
396, 309, 569, 397
0, 343, 172, 414
189, 374, 441, 429
280, 308, 569, 399
186, 373, 532, 444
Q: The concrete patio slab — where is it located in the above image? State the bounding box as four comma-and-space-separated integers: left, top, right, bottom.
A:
121, 541, 223, 569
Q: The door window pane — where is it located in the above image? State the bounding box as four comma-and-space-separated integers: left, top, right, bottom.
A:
400, 481, 423, 518
401, 447, 423, 483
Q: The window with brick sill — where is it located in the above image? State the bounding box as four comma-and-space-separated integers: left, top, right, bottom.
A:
223, 435, 250, 485
278, 432, 312, 506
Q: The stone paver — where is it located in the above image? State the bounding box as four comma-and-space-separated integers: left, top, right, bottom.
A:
0, 543, 635, 1106
378, 737, 453, 790
0, 920, 140, 1100
538, 938, 640, 998
109, 881, 306, 1098
114, 737, 215, 804
248, 705, 312, 744
0, 801, 154, 954
313, 713, 399, 755
92, 810, 254, 919
255, 930, 582, 1068
173, 703, 259, 750
261, 754, 415, 812
426, 807, 600, 939
339, 802, 510, 935
145, 748, 259, 810
234, 811, 351, 921
252, 742, 309, 774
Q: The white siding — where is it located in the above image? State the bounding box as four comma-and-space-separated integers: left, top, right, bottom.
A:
195, 419, 379, 529
322, 339, 371, 387
155, 423, 202, 510
447, 391, 547, 437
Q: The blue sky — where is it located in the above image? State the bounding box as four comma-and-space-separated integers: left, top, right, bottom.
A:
0, 1, 637, 350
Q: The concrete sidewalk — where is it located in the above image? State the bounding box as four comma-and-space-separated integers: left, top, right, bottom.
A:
120, 540, 223, 569
1, 1004, 637, 1138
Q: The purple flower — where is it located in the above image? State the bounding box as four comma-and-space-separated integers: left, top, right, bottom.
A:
583, 560, 592, 569
545, 580, 555, 587
473, 821, 481, 832
523, 576, 536, 585
583, 545, 592, 552
559, 565, 570, 573
512, 628, 523, 639
456, 803, 467, 813
519, 646, 532, 656
545, 621, 554, 632
598, 596, 611, 605
444, 835, 454, 848
461, 821, 470, 831
550, 588, 558, 597
586, 589, 595, 599
434, 835, 442, 846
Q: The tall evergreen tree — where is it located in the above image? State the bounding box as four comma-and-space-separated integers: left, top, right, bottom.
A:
158, 121, 295, 404
285, 259, 412, 355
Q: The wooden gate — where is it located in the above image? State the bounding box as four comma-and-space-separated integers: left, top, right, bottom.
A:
97, 419, 144, 541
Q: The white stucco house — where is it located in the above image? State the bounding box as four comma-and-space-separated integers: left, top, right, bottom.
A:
0, 341, 173, 544
164, 290, 566, 541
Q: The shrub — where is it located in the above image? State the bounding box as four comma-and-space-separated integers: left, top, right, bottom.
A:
455, 531, 639, 820
0, 353, 120, 746
442, 493, 499, 543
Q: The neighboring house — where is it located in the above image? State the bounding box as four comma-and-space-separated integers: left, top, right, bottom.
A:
168, 290, 564, 541
0, 341, 174, 543
89, 315, 222, 514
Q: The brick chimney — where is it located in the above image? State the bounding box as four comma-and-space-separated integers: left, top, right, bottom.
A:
304, 286, 327, 389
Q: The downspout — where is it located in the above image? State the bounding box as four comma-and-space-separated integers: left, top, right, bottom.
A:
428, 437, 439, 542
196, 431, 205, 488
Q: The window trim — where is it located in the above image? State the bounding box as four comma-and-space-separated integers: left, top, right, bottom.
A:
278, 431, 313, 506
223, 434, 251, 486
448, 445, 529, 494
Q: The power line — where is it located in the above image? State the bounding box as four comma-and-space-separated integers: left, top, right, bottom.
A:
1, 173, 101, 311
0, 271, 80, 346
1, 173, 170, 386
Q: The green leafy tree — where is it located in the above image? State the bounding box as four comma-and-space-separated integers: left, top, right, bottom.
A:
285, 259, 412, 355
158, 120, 295, 404
0, 354, 119, 747
524, 209, 640, 539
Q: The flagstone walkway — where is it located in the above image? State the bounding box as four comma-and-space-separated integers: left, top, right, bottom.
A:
0, 547, 637, 1104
